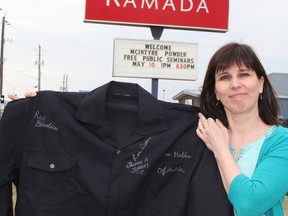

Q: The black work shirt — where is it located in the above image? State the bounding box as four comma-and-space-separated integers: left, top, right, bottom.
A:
0, 81, 233, 216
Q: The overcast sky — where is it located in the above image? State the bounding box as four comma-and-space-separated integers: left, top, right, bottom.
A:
1, 0, 288, 101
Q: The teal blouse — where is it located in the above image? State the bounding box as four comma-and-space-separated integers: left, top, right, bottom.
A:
228, 125, 288, 216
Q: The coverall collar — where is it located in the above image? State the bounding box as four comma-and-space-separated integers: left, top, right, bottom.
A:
76, 81, 168, 135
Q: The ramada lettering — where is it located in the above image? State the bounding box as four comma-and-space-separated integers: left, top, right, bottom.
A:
106, 0, 209, 13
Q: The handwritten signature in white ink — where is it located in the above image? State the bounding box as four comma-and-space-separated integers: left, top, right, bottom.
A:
174, 151, 192, 159
34, 111, 58, 131
126, 158, 149, 174
130, 163, 149, 174
157, 166, 185, 176
132, 137, 152, 162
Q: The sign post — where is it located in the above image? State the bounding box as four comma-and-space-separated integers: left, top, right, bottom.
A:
150, 26, 164, 98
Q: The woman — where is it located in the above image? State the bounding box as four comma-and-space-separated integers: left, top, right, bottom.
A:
196, 42, 288, 215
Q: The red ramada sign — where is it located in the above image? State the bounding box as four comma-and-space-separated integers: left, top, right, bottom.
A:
85, 0, 229, 32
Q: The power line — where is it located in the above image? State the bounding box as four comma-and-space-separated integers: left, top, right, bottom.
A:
9, 25, 36, 51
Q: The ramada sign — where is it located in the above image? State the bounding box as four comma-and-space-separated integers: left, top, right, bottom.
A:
85, 0, 229, 32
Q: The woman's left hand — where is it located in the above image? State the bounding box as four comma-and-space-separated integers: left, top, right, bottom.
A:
196, 112, 242, 193
196, 112, 230, 155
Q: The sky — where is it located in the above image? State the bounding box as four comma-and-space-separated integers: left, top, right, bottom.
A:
1, 0, 288, 101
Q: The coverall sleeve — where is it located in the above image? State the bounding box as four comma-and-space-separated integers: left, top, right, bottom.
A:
185, 144, 233, 215
0, 99, 29, 216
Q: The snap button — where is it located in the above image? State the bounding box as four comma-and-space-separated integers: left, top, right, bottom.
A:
50, 163, 55, 169
116, 150, 121, 155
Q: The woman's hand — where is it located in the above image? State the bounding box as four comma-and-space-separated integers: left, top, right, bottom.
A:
8, 92, 37, 101
196, 112, 241, 192
196, 112, 230, 155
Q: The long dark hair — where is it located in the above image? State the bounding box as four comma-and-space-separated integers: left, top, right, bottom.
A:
199, 42, 280, 127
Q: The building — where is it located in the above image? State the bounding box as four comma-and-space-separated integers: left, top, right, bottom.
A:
268, 73, 288, 121
172, 89, 201, 106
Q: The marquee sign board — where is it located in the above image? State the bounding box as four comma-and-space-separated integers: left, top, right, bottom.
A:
113, 38, 198, 80
85, 0, 229, 32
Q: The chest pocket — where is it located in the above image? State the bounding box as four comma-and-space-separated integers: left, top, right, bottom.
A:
24, 153, 77, 198
17, 154, 78, 215
27, 154, 76, 172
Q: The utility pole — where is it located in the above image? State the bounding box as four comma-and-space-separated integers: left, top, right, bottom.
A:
61, 74, 68, 92
37, 45, 41, 91
0, 16, 5, 96
65, 74, 68, 91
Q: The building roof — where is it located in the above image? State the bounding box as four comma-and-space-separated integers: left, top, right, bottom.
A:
172, 89, 201, 101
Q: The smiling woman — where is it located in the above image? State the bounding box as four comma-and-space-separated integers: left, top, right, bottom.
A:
197, 42, 288, 216
214, 65, 264, 116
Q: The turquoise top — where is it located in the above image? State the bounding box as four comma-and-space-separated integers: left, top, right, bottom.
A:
229, 126, 277, 179
228, 126, 288, 216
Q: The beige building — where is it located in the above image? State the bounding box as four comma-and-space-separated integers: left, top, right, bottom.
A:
172, 89, 201, 106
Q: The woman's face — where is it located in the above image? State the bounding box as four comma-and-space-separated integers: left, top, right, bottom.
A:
214, 64, 264, 116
